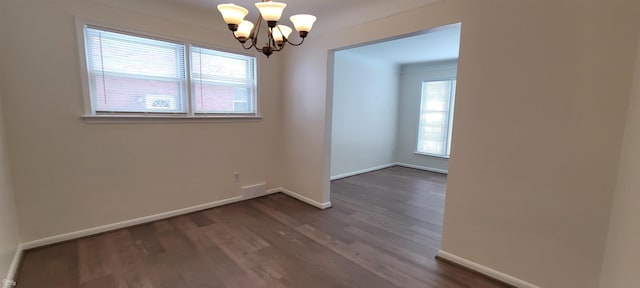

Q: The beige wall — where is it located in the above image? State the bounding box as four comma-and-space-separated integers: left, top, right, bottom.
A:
599, 35, 640, 288
0, 0, 22, 278
282, 38, 332, 203
0, 90, 21, 279
282, 0, 640, 287
0, 0, 283, 242
2, 0, 640, 286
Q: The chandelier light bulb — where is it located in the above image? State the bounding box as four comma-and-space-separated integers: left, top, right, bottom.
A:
272, 25, 293, 42
217, 3, 249, 28
234, 20, 255, 42
290, 14, 317, 33
254, 1, 287, 22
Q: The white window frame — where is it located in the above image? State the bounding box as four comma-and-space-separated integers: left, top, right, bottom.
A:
75, 20, 260, 122
415, 78, 456, 158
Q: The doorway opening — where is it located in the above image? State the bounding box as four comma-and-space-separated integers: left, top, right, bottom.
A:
327, 22, 462, 251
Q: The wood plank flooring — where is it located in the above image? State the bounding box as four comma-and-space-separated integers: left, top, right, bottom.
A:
16, 166, 509, 288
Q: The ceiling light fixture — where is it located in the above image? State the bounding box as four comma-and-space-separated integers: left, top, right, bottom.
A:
217, 1, 317, 58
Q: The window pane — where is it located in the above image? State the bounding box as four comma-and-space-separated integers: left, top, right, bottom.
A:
417, 80, 456, 156
94, 76, 183, 112
192, 51, 251, 80
84, 27, 187, 113
418, 111, 447, 155
88, 34, 182, 78
422, 81, 451, 111
193, 83, 253, 113
191, 46, 256, 114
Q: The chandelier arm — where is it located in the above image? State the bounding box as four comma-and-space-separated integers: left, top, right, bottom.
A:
241, 40, 257, 50
230, 32, 257, 50
268, 26, 274, 46
265, 27, 276, 50
273, 41, 286, 52
252, 15, 263, 49
285, 37, 305, 46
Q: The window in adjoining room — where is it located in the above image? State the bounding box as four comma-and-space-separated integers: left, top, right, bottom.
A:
416, 80, 456, 157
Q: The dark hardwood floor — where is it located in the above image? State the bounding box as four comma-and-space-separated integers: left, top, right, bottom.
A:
16, 166, 509, 288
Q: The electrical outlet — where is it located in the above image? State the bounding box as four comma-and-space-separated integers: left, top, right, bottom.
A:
233, 172, 240, 182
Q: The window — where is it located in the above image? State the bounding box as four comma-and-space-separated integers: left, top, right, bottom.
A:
82, 26, 257, 117
417, 80, 456, 157
191, 47, 256, 114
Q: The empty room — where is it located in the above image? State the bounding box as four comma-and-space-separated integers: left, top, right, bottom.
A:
328, 26, 460, 282
1, 0, 639, 288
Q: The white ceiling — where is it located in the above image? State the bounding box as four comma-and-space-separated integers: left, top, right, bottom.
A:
171, 0, 441, 17
89, 0, 455, 63
337, 23, 461, 65
148, 0, 445, 34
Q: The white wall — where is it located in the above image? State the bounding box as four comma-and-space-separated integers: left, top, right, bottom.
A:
0, 0, 283, 242
598, 35, 640, 288
281, 0, 640, 287
330, 51, 398, 178
396, 60, 457, 172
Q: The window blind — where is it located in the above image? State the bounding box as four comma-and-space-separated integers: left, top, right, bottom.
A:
84, 27, 187, 113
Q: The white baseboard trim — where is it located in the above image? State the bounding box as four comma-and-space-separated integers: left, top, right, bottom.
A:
20, 186, 324, 251
278, 188, 332, 209
330, 163, 396, 180
395, 162, 448, 175
12, 186, 326, 281
437, 250, 541, 288
2, 244, 23, 284
265, 188, 283, 196
21, 195, 248, 250
2, 279, 16, 288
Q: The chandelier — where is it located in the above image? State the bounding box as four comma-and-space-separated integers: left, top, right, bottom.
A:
217, 1, 317, 58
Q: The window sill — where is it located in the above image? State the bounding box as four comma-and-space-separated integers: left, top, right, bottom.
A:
81, 114, 263, 124
414, 152, 450, 159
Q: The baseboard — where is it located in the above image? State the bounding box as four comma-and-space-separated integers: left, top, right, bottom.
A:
2, 279, 16, 288
21, 195, 248, 250
278, 188, 332, 209
13, 186, 326, 282
330, 163, 396, 180
395, 162, 448, 175
265, 188, 283, 196
240, 182, 274, 200
20, 186, 323, 251
2, 244, 23, 285
437, 250, 540, 288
